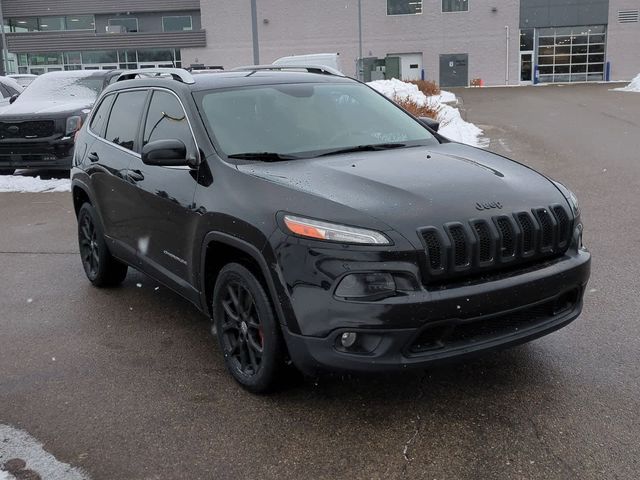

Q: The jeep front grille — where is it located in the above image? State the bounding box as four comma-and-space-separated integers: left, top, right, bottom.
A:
419, 205, 573, 284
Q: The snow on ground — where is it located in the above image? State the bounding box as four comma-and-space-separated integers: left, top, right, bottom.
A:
367, 78, 486, 147
613, 73, 640, 92
0, 175, 71, 193
0, 424, 90, 480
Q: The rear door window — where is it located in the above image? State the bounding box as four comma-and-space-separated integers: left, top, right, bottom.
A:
143, 90, 196, 155
105, 90, 148, 151
89, 94, 115, 137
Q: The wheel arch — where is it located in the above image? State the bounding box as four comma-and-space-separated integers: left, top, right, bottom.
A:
71, 179, 96, 217
199, 232, 293, 332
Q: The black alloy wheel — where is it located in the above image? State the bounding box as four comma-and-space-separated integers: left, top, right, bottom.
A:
213, 263, 285, 393
79, 211, 100, 279
220, 280, 264, 376
77, 203, 128, 287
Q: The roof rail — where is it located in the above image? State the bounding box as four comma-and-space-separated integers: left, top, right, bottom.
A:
232, 64, 345, 77
116, 68, 195, 84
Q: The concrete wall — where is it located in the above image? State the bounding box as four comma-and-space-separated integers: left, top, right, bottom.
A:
184, 0, 521, 86
606, 0, 640, 80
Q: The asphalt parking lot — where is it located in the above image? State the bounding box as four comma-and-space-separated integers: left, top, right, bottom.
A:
1, 82, 639, 479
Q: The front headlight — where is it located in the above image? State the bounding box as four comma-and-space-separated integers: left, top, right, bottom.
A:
283, 215, 390, 245
65, 115, 83, 136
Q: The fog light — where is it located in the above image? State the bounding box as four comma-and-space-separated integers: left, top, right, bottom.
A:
340, 332, 358, 348
335, 272, 396, 300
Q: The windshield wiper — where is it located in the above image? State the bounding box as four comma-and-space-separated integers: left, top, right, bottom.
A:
316, 143, 410, 157
227, 152, 301, 162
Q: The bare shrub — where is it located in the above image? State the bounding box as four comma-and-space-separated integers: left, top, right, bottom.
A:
407, 80, 441, 97
393, 96, 440, 120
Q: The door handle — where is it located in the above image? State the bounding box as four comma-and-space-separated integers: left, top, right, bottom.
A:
87, 152, 99, 162
126, 169, 145, 182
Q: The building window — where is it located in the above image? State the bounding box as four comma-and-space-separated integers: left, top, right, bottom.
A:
38, 17, 66, 31
15, 49, 181, 74
66, 16, 95, 30
82, 50, 118, 64
108, 17, 138, 33
442, 0, 468, 12
3, 15, 94, 32
4, 18, 38, 32
520, 29, 534, 51
27, 52, 63, 66
387, 0, 422, 16
162, 16, 193, 32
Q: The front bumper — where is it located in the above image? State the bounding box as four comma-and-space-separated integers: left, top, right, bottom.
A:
278, 244, 591, 375
0, 137, 74, 170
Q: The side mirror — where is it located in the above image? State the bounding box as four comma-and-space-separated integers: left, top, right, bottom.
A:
9, 94, 19, 104
141, 139, 189, 167
419, 116, 440, 132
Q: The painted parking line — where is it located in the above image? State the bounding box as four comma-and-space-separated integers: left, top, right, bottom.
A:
0, 425, 89, 480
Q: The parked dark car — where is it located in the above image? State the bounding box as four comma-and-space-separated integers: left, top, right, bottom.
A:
71, 67, 590, 393
0, 70, 120, 175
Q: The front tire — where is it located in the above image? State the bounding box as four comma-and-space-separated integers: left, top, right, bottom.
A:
213, 263, 285, 393
77, 203, 128, 287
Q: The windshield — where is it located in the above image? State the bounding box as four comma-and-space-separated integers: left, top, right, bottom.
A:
17, 72, 104, 102
195, 82, 438, 159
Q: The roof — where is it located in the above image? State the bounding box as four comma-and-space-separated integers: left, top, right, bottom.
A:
107, 69, 357, 94
193, 70, 355, 90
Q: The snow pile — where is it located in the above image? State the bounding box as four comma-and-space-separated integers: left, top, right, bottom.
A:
437, 104, 485, 147
0, 175, 71, 193
0, 424, 90, 480
367, 78, 486, 147
367, 78, 427, 103
613, 73, 640, 92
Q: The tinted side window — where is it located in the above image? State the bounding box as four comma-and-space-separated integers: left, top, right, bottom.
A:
0, 84, 10, 98
89, 94, 115, 137
143, 90, 195, 153
105, 91, 148, 151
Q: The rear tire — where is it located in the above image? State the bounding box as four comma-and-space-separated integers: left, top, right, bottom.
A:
0, 169, 15, 176
77, 203, 128, 287
213, 263, 286, 393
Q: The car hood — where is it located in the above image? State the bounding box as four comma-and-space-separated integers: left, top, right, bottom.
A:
237, 143, 569, 245
0, 98, 93, 117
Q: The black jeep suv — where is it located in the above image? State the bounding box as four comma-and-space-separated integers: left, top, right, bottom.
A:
0, 70, 119, 175
71, 67, 590, 392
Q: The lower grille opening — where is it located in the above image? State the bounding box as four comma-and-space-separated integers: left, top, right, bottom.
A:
408, 288, 580, 355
